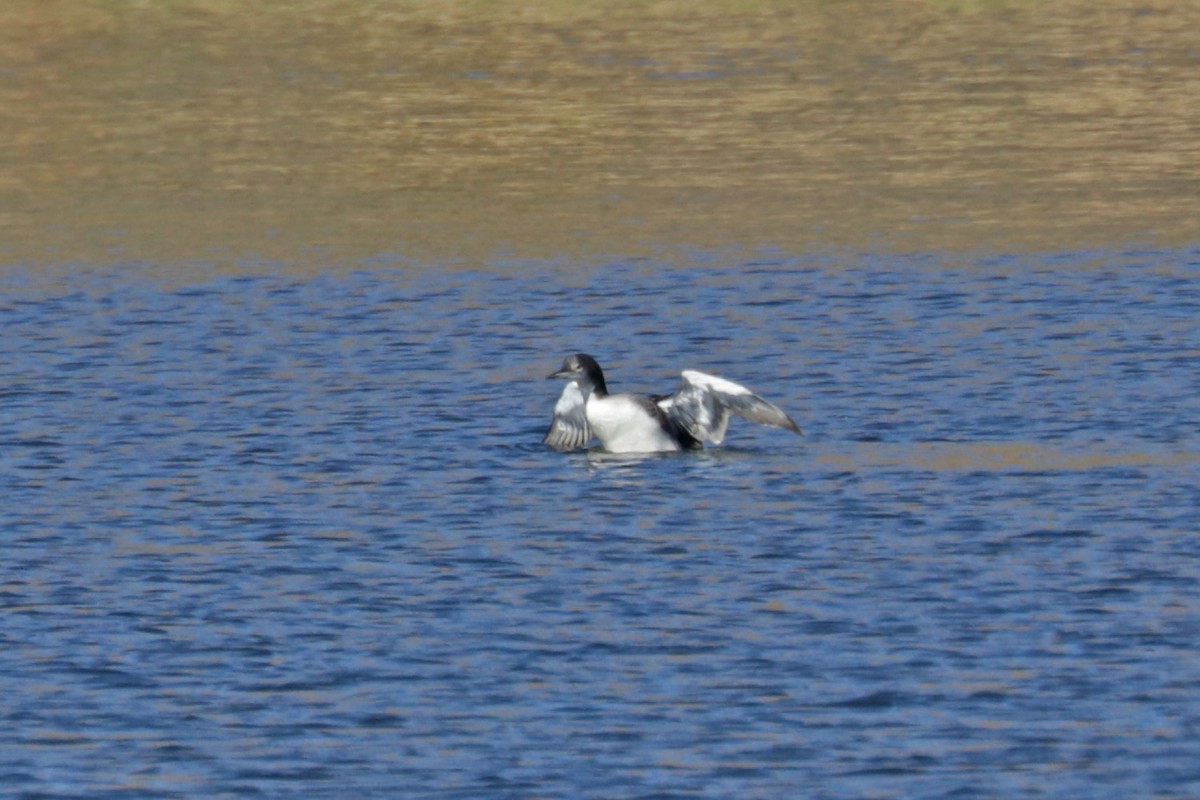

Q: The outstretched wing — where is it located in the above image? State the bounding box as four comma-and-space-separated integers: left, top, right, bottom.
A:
544, 382, 592, 451
658, 369, 801, 445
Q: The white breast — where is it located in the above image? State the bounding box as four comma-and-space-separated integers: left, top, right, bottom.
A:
586, 394, 681, 453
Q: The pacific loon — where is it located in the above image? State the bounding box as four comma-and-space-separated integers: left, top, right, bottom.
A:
544, 353, 802, 454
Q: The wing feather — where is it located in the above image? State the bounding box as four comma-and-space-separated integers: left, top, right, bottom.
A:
544, 382, 592, 451
660, 369, 801, 444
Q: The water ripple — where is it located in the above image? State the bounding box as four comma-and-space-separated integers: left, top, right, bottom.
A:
1, 249, 1198, 798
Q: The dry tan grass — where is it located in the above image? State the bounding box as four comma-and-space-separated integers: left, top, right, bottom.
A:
3, 0, 1198, 266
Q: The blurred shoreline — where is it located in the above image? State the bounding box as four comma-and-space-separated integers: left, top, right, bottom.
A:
3, 0, 1198, 270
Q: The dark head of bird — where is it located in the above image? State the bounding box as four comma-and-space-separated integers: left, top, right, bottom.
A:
547, 353, 608, 396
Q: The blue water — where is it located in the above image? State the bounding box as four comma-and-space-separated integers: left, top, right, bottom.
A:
2, 248, 1199, 799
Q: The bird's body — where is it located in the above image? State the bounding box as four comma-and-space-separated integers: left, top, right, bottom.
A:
544, 353, 801, 454
584, 393, 691, 453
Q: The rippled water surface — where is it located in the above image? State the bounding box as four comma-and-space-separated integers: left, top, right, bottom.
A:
3, 248, 1199, 798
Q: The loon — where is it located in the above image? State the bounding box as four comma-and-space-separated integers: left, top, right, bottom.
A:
544, 353, 802, 453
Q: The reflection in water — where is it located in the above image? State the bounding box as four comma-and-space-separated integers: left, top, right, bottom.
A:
3, 1, 1200, 267
818, 441, 1200, 472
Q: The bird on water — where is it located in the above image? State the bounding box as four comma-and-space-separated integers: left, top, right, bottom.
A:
544, 353, 802, 454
